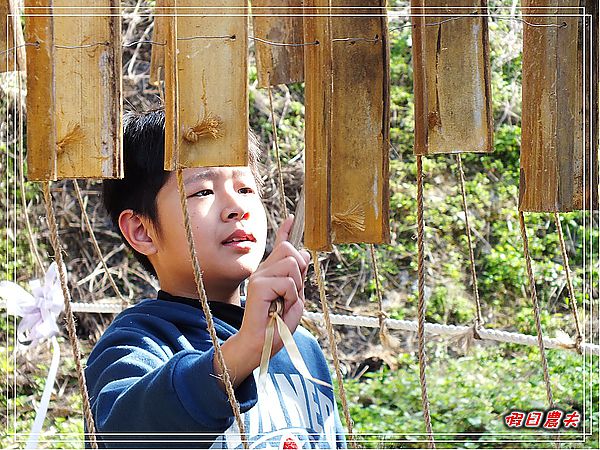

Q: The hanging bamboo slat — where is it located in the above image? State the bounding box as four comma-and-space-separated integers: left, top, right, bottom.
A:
583, 0, 599, 210
1, 0, 25, 72
303, 0, 332, 251
251, 0, 304, 87
25, 2, 122, 181
24, 0, 55, 181
53, 2, 122, 179
411, 0, 493, 156
164, 2, 248, 170
330, 0, 390, 245
520, 1, 597, 212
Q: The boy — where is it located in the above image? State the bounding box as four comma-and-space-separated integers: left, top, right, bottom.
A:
85, 109, 347, 449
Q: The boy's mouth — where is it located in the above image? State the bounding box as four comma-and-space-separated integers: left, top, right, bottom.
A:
221, 230, 256, 245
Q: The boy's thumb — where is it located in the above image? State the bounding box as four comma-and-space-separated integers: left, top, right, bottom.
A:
274, 215, 295, 247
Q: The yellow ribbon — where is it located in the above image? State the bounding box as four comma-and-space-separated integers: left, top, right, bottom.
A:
259, 300, 332, 389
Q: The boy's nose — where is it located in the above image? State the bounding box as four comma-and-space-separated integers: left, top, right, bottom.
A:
221, 205, 250, 221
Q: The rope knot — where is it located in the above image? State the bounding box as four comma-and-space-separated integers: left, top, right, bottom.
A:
332, 204, 366, 236
184, 113, 224, 142
376, 310, 388, 322
472, 323, 482, 340
57, 123, 85, 154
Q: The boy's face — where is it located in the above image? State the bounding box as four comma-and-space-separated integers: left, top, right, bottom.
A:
150, 166, 267, 300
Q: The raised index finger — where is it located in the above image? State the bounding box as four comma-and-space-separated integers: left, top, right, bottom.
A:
273, 215, 295, 248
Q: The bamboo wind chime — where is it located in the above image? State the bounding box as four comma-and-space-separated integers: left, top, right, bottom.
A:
18, 2, 123, 447
518, 0, 599, 407
409, 0, 599, 446
411, 1, 493, 447
303, 0, 391, 251
24, 1, 122, 181
251, 0, 304, 87
163, 1, 248, 169
149, 0, 166, 87
520, 0, 599, 213
411, 0, 493, 156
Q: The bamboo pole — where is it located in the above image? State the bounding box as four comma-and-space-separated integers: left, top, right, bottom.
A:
330, 0, 390, 245
164, 1, 248, 170
251, 0, 304, 87
411, 0, 493, 156
303, 0, 332, 251
520, 1, 597, 211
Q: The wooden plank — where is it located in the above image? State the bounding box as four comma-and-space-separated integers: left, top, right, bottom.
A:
251, 0, 304, 87
411, 0, 493, 156
303, 0, 332, 251
163, 2, 248, 170
1, 0, 25, 72
149, 0, 166, 87
583, 0, 599, 210
164, 1, 179, 168
329, 0, 390, 244
53, 2, 122, 179
520, 1, 595, 211
24, 0, 55, 181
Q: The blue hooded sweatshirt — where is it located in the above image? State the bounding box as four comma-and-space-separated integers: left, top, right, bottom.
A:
85, 292, 347, 449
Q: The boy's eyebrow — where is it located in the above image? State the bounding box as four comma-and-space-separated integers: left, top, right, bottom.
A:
183, 169, 217, 185
183, 168, 251, 185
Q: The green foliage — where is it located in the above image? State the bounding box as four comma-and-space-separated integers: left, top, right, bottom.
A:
341, 347, 598, 449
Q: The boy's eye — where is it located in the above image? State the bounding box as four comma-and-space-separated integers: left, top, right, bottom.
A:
239, 187, 254, 194
192, 189, 213, 198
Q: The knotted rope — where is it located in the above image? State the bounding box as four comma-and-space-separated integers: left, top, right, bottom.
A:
266, 73, 288, 218
16, 71, 45, 278
416, 155, 436, 449
518, 211, 555, 409
368, 244, 396, 348
183, 113, 224, 143
311, 250, 356, 448
456, 154, 484, 330
42, 183, 98, 449
259, 298, 332, 389
553, 211, 583, 353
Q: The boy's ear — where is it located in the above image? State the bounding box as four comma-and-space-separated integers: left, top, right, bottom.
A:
118, 210, 159, 256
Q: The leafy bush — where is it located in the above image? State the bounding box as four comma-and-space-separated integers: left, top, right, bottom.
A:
341, 346, 598, 449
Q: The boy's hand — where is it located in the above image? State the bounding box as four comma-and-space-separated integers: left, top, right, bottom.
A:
240, 215, 311, 358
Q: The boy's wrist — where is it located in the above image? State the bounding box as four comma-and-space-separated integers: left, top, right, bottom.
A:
232, 328, 264, 365
214, 330, 262, 390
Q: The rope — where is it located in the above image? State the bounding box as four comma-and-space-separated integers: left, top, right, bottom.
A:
2, 299, 596, 354
72, 181, 128, 311
301, 312, 600, 354
175, 169, 249, 449
41, 183, 98, 449
266, 74, 288, 218
416, 155, 435, 448
518, 212, 555, 408
553, 212, 583, 353
311, 250, 356, 448
16, 72, 45, 277
368, 244, 391, 347
456, 155, 484, 329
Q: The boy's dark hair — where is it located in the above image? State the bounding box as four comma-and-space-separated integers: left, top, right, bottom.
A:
103, 108, 262, 277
